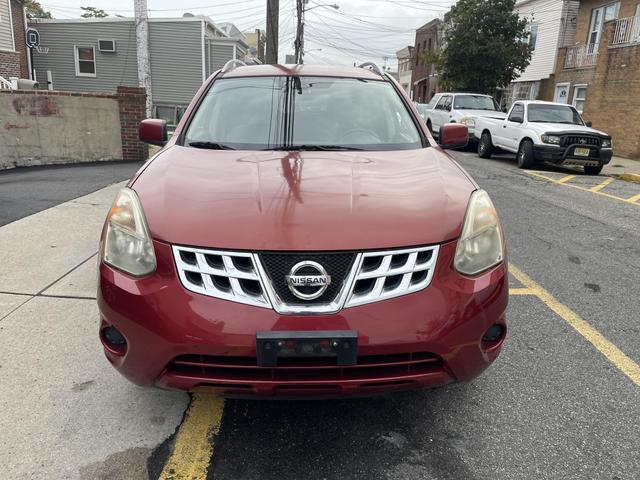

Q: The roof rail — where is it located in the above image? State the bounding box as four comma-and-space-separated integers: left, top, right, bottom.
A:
221, 59, 247, 74
357, 62, 385, 77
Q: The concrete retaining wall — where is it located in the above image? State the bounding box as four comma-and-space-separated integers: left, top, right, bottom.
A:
0, 87, 148, 170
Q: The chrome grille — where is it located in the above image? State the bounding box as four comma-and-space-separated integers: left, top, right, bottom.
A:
172, 245, 440, 314
346, 246, 439, 308
172, 246, 270, 308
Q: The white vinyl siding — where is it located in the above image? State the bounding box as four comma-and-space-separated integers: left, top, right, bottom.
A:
514, 0, 567, 82
0, 0, 15, 51
30, 20, 138, 92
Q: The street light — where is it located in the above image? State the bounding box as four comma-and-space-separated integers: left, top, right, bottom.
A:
297, 3, 339, 63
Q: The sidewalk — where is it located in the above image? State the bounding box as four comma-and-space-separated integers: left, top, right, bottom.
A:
604, 155, 640, 183
0, 183, 187, 479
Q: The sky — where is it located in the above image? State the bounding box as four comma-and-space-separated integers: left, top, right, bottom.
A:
38, 0, 458, 69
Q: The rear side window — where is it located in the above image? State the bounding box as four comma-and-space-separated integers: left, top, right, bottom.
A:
509, 104, 525, 122
185, 76, 423, 151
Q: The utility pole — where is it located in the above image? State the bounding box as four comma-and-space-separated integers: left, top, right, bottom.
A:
294, 0, 303, 64
134, 0, 152, 117
266, 0, 279, 64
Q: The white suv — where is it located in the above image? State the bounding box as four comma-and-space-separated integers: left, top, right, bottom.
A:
426, 93, 506, 141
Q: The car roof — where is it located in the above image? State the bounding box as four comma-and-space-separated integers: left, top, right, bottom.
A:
220, 64, 385, 81
437, 92, 493, 96
513, 100, 574, 106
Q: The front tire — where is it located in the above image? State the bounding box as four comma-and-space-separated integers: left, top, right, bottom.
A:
478, 132, 494, 158
584, 164, 603, 175
427, 121, 434, 136
517, 139, 535, 169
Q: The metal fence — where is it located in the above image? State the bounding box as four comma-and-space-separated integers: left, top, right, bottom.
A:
612, 16, 640, 46
564, 43, 599, 68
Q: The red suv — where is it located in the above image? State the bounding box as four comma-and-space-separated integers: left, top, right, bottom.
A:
98, 64, 508, 397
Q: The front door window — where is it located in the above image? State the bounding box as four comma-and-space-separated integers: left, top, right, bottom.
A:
554, 84, 570, 104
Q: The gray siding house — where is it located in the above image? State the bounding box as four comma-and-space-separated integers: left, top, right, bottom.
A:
28, 16, 248, 123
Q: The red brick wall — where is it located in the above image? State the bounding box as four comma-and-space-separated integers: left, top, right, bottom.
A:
116, 86, 149, 162
411, 21, 441, 103
11, 0, 28, 79
552, 20, 640, 159
0, 51, 21, 78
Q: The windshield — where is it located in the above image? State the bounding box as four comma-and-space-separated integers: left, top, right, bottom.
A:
528, 104, 584, 125
184, 76, 423, 151
453, 95, 499, 111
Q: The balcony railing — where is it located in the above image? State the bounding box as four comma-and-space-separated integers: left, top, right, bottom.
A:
612, 15, 640, 46
564, 43, 599, 68
0, 75, 16, 90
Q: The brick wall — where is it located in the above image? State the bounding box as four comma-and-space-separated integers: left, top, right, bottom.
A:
0, 1, 28, 79
411, 21, 441, 103
11, 0, 28, 79
116, 86, 149, 162
0, 86, 149, 169
575, 0, 639, 46
0, 51, 21, 78
552, 19, 640, 159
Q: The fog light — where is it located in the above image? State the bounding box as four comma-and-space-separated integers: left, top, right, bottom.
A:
482, 324, 504, 342
103, 326, 127, 346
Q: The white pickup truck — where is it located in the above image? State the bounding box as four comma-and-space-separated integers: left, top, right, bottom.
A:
474, 100, 613, 175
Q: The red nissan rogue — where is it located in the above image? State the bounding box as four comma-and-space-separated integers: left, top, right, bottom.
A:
98, 63, 508, 397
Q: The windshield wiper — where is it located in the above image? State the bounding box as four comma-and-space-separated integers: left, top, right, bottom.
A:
188, 141, 236, 150
268, 145, 365, 151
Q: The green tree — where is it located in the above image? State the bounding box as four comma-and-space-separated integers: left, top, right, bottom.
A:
25, 1, 52, 19
80, 6, 109, 18
438, 0, 531, 94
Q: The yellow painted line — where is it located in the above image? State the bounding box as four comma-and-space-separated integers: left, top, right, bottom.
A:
627, 192, 640, 203
589, 177, 614, 192
509, 287, 535, 296
614, 173, 640, 185
509, 263, 640, 387
160, 394, 225, 480
557, 174, 576, 184
526, 171, 640, 205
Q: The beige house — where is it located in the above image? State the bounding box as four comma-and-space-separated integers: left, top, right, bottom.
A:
395, 46, 413, 95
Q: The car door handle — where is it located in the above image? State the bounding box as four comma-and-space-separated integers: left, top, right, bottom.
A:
503, 125, 507, 128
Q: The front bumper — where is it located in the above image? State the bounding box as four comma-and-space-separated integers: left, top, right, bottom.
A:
98, 239, 508, 397
533, 144, 613, 166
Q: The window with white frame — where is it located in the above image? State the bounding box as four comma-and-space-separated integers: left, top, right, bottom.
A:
573, 85, 588, 113
74, 46, 96, 77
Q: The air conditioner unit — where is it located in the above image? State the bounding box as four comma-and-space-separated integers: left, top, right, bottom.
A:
98, 39, 116, 53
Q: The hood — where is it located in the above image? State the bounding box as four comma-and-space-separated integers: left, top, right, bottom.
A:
456, 110, 507, 120
132, 146, 476, 251
527, 123, 610, 137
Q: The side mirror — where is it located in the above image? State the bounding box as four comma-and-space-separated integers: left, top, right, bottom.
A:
585, 120, 592, 127
510, 116, 523, 123
502, 107, 508, 113
438, 124, 469, 149
139, 119, 168, 146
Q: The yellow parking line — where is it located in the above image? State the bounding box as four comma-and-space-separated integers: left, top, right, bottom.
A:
557, 174, 576, 184
590, 177, 614, 192
159, 394, 225, 480
627, 192, 640, 203
509, 263, 640, 387
509, 288, 535, 295
526, 171, 640, 206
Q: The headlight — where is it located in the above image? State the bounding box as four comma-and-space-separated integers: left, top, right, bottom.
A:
541, 134, 561, 145
102, 188, 156, 277
602, 139, 612, 148
460, 117, 475, 128
454, 190, 505, 276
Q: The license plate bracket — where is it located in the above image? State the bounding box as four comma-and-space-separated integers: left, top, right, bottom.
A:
256, 330, 358, 367
574, 147, 590, 157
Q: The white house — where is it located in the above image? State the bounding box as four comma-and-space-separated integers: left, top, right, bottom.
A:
504, 0, 580, 106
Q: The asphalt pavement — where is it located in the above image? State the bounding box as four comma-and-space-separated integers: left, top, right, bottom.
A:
0, 161, 143, 226
0, 152, 639, 479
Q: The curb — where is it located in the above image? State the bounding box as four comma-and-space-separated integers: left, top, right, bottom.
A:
611, 173, 640, 185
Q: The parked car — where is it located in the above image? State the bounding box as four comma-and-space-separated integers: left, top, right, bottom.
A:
475, 100, 613, 175
98, 64, 508, 397
426, 92, 506, 141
